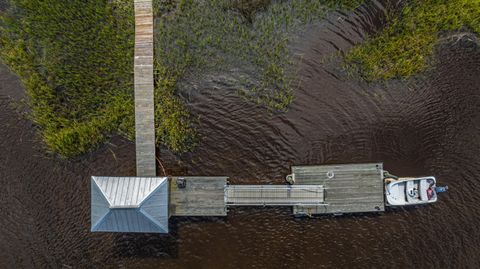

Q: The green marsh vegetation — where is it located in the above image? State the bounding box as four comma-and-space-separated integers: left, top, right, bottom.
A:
153, 0, 362, 111
0, 0, 363, 157
4, 0, 477, 157
0, 0, 135, 157
346, 0, 480, 81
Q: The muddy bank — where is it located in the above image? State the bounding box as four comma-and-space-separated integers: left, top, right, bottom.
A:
1, 1, 480, 268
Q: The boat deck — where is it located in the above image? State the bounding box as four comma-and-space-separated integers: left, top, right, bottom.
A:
291, 163, 385, 215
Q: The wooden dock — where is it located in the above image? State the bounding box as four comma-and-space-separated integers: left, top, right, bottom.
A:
167, 164, 384, 217
91, 164, 389, 233
134, 0, 156, 177
169, 177, 228, 217
290, 163, 385, 215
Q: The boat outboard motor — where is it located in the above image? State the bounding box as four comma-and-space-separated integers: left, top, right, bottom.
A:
435, 186, 448, 193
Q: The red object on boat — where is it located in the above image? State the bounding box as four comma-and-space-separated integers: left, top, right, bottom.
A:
427, 187, 434, 200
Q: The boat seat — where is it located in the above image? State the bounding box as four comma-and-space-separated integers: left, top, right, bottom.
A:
419, 179, 430, 201
405, 180, 417, 203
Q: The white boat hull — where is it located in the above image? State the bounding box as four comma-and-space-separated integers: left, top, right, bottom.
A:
385, 176, 438, 206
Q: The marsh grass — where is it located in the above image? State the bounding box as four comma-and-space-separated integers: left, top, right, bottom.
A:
0, 0, 135, 157
224, 0, 272, 23
154, 0, 362, 111
345, 0, 480, 81
0, 0, 363, 157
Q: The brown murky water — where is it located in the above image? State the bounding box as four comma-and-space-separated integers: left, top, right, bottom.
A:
1, 2, 479, 268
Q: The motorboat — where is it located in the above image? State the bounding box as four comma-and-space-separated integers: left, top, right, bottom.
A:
384, 175, 448, 206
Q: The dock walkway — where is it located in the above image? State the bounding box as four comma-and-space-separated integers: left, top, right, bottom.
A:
169, 177, 228, 216
134, 0, 156, 176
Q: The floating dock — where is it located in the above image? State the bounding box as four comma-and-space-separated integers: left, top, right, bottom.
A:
91, 163, 386, 233
290, 163, 385, 216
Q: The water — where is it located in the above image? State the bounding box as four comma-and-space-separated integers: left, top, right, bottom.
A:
1, 2, 479, 268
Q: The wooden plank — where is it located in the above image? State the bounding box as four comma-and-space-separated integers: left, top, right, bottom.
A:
169, 177, 228, 216
134, 0, 156, 177
291, 163, 385, 214
293, 202, 383, 215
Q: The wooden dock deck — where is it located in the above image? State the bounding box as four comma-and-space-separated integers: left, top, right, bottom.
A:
291, 163, 385, 215
169, 177, 228, 217
134, 0, 156, 177
167, 164, 384, 217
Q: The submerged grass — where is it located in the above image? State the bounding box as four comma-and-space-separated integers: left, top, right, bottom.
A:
154, 0, 362, 111
0, 0, 362, 157
345, 0, 480, 81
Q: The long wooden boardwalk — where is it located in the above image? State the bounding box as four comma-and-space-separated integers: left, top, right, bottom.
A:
134, 0, 156, 176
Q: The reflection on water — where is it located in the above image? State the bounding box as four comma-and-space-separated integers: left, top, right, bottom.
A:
1, 1, 479, 268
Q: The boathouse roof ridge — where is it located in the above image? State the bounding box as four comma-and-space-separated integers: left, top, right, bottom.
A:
92, 176, 167, 208
91, 177, 169, 233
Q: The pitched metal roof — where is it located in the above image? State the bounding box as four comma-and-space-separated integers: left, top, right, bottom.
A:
91, 177, 169, 233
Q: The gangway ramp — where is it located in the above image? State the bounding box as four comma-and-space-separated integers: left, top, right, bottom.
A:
225, 185, 325, 206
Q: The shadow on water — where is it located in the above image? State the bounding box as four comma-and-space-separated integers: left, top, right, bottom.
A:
0, 0, 479, 268
114, 233, 179, 259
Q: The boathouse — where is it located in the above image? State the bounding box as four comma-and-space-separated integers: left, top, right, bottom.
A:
91, 177, 169, 233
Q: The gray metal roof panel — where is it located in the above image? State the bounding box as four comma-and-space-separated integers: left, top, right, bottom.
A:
92, 176, 167, 207
91, 177, 169, 233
